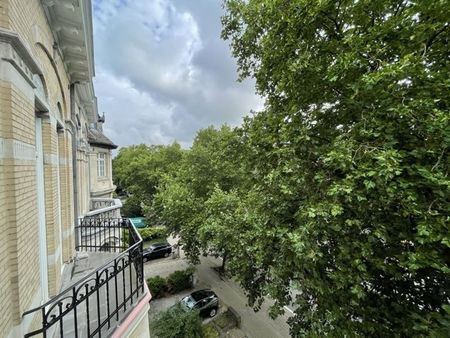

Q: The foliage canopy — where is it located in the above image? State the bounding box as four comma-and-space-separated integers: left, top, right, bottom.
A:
221, 0, 450, 336
151, 304, 203, 338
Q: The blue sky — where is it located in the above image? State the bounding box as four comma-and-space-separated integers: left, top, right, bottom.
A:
92, 0, 262, 148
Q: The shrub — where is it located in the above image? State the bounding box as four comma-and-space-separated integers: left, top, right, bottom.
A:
166, 267, 195, 293
138, 226, 166, 241
214, 310, 238, 330
122, 226, 166, 246
202, 323, 219, 338
151, 304, 202, 338
121, 229, 129, 247
147, 276, 166, 299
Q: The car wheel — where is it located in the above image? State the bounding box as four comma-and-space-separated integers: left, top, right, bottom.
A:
209, 308, 217, 318
164, 252, 169, 258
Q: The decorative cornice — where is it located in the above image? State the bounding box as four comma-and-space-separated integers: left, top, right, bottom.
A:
41, 0, 94, 82
0, 28, 43, 87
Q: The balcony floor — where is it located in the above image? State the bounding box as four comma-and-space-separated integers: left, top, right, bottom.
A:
61, 252, 119, 289
53, 251, 144, 337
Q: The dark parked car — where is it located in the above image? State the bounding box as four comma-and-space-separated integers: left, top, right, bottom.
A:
142, 243, 172, 261
180, 289, 219, 318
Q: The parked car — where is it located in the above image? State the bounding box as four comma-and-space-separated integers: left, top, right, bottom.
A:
180, 289, 219, 318
142, 243, 172, 261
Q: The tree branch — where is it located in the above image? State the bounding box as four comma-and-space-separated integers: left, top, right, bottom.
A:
431, 148, 445, 171
424, 23, 450, 56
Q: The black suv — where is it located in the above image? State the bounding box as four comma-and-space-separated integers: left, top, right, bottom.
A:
142, 243, 172, 261
180, 289, 219, 318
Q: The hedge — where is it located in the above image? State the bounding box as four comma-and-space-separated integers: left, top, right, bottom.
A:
138, 226, 166, 241
122, 226, 166, 244
166, 267, 195, 293
146, 266, 195, 299
147, 276, 166, 299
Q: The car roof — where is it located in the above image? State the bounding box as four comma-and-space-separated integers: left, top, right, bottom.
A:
190, 289, 216, 301
149, 242, 170, 248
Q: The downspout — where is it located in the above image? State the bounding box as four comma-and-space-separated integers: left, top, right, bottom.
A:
70, 83, 79, 248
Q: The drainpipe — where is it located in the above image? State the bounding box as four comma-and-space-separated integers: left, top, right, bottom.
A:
70, 83, 79, 249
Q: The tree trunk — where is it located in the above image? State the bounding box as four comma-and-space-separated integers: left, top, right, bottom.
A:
221, 252, 227, 273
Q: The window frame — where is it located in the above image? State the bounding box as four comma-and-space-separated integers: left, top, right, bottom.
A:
97, 152, 106, 178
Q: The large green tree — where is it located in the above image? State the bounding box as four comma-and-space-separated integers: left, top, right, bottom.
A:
222, 0, 450, 336
154, 125, 245, 265
113, 143, 184, 202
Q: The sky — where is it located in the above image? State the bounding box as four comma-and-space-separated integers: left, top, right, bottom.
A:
92, 0, 263, 149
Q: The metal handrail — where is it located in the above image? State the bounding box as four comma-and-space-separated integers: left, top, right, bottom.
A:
22, 218, 145, 337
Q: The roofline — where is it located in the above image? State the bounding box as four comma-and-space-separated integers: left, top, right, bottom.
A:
80, 0, 95, 78
89, 141, 118, 149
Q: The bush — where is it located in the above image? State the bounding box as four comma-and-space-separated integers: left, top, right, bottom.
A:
151, 304, 202, 338
166, 267, 195, 293
138, 226, 166, 241
147, 276, 166, 299
121, 195, 143, 217
214, 310, 238, 330
122, 226, 166, 247
202, 323, 219, 338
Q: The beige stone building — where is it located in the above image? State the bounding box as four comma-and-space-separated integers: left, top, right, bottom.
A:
0, 0, 151, 337
88, 114, 117, 199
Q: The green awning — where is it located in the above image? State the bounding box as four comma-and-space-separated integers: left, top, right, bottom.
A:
129, 217, 147, 228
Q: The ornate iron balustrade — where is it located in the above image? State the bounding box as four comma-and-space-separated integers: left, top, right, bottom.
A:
22, 218, 145, 338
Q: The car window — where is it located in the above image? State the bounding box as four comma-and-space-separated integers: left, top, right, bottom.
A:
181, 296, 196, 309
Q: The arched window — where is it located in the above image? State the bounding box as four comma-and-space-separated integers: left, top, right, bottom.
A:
33, 74, 48, 99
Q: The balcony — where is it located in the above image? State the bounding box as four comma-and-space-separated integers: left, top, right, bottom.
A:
22, 218, 150, 337
85, 198, 123, 219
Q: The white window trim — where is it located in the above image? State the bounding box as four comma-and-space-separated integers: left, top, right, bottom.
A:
97, 153, 106, 177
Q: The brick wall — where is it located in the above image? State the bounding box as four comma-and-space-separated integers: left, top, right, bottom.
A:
0, 0, 10, 29
0, 0, 77, 336
0, 82, 41, 336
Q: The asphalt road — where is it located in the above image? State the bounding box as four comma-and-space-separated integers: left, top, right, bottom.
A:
144, 254, 291, 338
196, 256, 291, 338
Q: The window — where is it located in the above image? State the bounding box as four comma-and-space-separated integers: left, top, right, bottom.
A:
97, 153, 106, 177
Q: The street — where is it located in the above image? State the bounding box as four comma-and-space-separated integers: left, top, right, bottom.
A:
145, 254, 291, 338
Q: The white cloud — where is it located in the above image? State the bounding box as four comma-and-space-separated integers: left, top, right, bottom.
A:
92, 0, 263, 149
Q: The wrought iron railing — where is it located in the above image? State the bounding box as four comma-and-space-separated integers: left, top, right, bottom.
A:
22, 218, 145, 338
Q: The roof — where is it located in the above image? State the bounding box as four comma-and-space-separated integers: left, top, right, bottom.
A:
42, 0, 95, 82
190, 289, 215, 301
88, 128, 118, 149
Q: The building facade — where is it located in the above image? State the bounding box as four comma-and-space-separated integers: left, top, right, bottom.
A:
88, 114, 117, 199
0, 0, 150, 337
